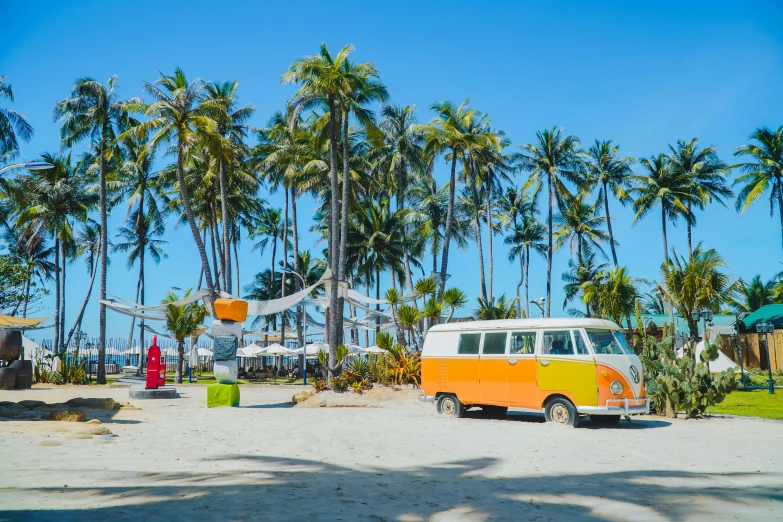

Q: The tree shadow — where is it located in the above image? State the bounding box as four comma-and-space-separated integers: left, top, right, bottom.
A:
244, 402, 295, 409
2, 454, 780, 521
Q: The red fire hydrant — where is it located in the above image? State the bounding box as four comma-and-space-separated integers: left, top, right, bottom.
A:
145, 336, 160, 389
158, 353, 167, 387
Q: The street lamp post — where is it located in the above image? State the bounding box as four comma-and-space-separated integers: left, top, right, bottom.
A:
531, 298, 546, 319
281, 266, 307, 385
756, 323, 775, 395
0, 162, 54, 176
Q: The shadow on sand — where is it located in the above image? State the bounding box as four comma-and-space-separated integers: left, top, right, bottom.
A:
2, 454, 780, 521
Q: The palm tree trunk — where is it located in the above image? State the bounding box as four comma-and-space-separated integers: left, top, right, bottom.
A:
474, 202, 487, 300
525, 245, 531, 318
604, 183, 619, 267
327, 95, 341, 376
486, 172, 494, 302
546, 173, 553, 318
281, 187, 289, 348
60, 239, 66, 351
687, 200, 692, 256
516, 254, 524, 318
291, 189, 303, 349
54, 236, 60, 354
335, 109, 350, 362
64, 244, 99, 349
233, 229, 241, 296
662, 206, 669, 265
271, 234, 277, 284
177, 139, 215, 295
22, 269, 31, 318
126, 278, 140, 368
139, 245, 146, 374
439, 153, 458, 296
397, 183, 413, 291
375, 268, 381, 336
219, 156, 232, 293
98, 131, 109, 384
777, 180, 783, 253
176, 339, 184, 384
209, 211, 222, 293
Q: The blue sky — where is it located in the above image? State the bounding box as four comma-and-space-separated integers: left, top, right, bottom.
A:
3, 0, 783, 342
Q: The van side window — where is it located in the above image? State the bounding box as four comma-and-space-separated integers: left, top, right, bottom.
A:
573, 330, 590, 355
510, 332, 537, 354
482, 332, 508, 354
542, 330, 574, 355
458, 333, 481, 355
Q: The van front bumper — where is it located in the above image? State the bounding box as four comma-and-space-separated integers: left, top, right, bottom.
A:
577, 398, 649, 416
418, 393, 436, 403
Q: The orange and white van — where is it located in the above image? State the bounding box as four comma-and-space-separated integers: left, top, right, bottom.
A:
419, 318, 649, 426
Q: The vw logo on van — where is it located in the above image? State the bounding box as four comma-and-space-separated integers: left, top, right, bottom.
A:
629, 365, 640, 384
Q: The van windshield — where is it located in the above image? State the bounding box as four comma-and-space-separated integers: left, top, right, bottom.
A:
585, 329, 634, 355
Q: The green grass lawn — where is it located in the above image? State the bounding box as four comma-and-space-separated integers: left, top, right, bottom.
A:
708, 389, 783, 420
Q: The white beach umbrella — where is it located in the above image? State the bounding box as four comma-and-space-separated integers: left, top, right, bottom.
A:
243, 342, 265, 356
362, 345, 386, 354
262, 343, 293, 355
344, 343, 363, 354
198, 347, 213, 357
162, 347, 178, 357
307, 341, 329, 353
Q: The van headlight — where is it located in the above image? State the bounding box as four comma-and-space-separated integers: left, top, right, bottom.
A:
610, 380, 624, 395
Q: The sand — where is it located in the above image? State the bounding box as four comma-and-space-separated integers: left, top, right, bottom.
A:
0, 384, 781, 521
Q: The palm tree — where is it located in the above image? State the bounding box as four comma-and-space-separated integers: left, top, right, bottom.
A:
0, 76, 33, 159
631, 154, 696, 265
584, 140, 634, 266
414, 99, 491, 295
733, 126, 783, 252
554, 194, 611, 265
283, 43, 359, 369
441, 287, 468, 323
12, 152, 94, 351
63, 222, 100, 348
203, 79, 255, 292
734, 275, 776, 313
518, 127, 582, 317
162, 289, 207, 384
582, 266, 641, 325
505, 216, 547, 318
473, 294, 518, 320
55, 75, 132, 383
124, 68, 224, 296
562, 252, 608, 317
659, 244, 740, 338
249, 208, 289, 284
373, 104, 426, 290
668, 139, 732, 254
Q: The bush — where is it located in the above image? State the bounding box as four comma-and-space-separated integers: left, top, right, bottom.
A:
312, 379, 328, 393
645, 338, 738, 418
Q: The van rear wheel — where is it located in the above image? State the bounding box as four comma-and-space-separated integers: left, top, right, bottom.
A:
590, 415, 621, 425
437, 394, 465, 418
544, 397, 579, 427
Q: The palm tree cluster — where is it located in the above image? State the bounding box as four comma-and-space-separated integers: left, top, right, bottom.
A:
1, 45, 782, 378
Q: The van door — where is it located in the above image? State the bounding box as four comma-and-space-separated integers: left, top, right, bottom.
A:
479, 331, 509, 405
506, 331, 538, 408
537, 329, 597, 407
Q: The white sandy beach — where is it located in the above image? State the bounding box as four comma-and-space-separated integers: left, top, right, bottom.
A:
0, 384, 781, 521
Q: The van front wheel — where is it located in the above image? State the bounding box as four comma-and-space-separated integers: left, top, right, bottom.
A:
545, 397, 579, 427
437, 395, 465, 418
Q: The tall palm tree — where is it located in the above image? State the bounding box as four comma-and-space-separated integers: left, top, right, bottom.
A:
203, 79, 255, 292
55, 75, 132, 383
124, 68, 224, 297
505, 216, 547, 318
584, 140, 634, 266
414, 99, 490, 295
283, 43, 360, 369
0, 76, 33, 159
518, 127, 582, 316
668, 139, 732, 254
631, 154, 696, 265
733, 126, 783, 252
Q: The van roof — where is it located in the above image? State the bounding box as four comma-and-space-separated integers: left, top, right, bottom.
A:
428, 318, 621, 332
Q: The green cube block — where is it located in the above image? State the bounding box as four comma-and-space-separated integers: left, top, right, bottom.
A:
207, 383, 240, 408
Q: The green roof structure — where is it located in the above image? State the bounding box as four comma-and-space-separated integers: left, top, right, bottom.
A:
741, 304, 783, 329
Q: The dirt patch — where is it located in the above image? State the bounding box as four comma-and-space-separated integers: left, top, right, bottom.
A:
295, 386, 421, 408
